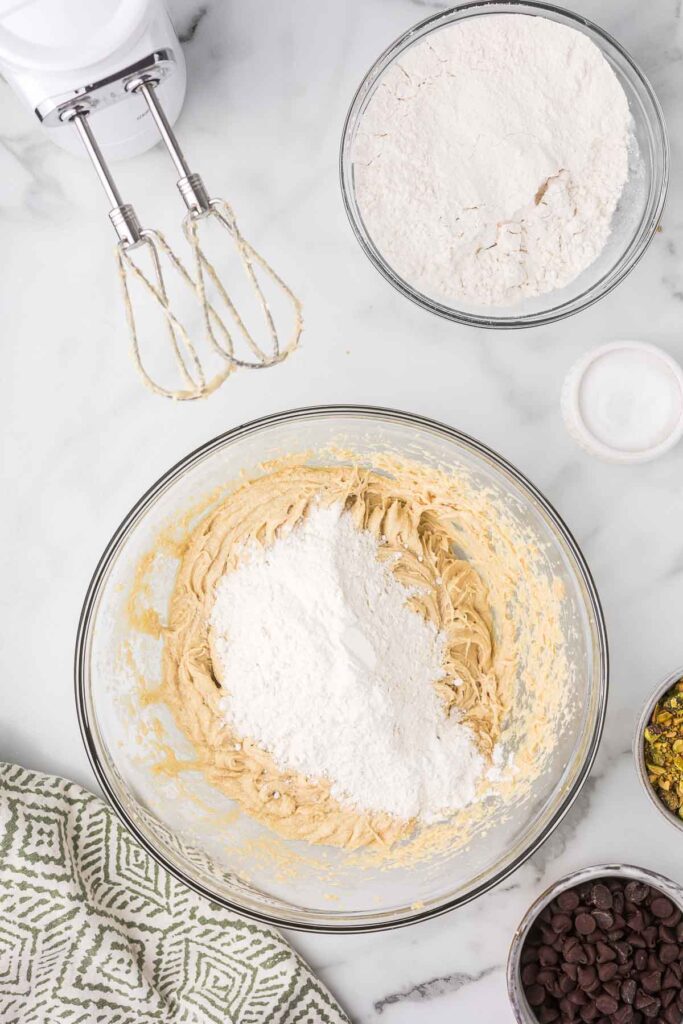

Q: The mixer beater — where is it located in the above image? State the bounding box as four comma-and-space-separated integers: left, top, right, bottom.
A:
69, 75, 302, 400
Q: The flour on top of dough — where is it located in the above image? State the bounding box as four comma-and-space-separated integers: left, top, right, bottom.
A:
210, 503, 486, 822
352, 14, 632, 306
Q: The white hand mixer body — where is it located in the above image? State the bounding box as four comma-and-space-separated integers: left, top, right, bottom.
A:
0, 0, 303, 399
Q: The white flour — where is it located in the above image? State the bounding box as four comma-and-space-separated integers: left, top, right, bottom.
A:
352, 14, 632, 306
210, 504, 485, 822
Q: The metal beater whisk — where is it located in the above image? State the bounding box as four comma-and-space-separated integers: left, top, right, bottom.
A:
63, 67, 303, 400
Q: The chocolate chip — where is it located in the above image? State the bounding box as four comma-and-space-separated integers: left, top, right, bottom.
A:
598, 962, 619, 982
540, 924, 559, 946
661, 987, 677, 1007
663, 1002, 683, 1024
522, 963, 539, 985
577, 913, 597, 935
526, 982, 547, 1007
522, 946, 537, 965
552, 913, 573, 933
539, 945, 559, 966
559, 972, 575, 994
615, 941, 633, 964
635, 949, 648, 971
558, 890, 581, 912
592, 910, 615, 931
627, 911, 646, 932
642, 970, 663, 993
597, 941, 617, 963
612, 1006, 635, 1024
603, 978, 621, 999
591, 885, 614, 911
621, 978, 637, 1004
558, 995, 576, 1019
595, 993, 619, 1014
536, 968, 556, 991
566, 939, 589, 965
652, 898, 675, 920
625, 882, 650, 905
663, 967, 682, 990
635, 989, 655, 1010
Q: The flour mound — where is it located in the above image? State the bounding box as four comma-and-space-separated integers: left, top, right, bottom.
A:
210, 504, 485, 822
352, 14, 632, 307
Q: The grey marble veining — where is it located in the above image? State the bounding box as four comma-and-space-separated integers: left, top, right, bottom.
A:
1, 2, 682, 1021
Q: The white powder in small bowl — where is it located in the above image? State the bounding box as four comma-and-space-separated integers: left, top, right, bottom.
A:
351, 14, 632, 307
562, 341, 683, 462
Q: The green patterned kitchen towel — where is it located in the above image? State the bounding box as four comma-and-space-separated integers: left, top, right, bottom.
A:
0, 763, 349, 1024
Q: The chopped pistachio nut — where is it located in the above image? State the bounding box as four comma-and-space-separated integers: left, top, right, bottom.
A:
644, 678, 683, 820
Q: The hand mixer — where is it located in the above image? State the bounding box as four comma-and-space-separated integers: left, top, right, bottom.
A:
0, 0, 303, 400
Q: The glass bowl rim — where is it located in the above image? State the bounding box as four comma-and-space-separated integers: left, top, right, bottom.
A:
506, 861, 683, 1023
634, 664, 683, 835
339, 0, 669, 329
75, 404, 609, 933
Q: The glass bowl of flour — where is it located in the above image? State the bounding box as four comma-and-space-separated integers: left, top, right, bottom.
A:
340, 2, 668, 328
76, 407, 608, 932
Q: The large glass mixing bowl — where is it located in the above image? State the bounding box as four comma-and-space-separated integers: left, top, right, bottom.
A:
340, 2, 668, 328
75, 407, 608, 932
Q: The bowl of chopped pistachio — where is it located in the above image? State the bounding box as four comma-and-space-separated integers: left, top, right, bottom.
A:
635, 667, 683, 833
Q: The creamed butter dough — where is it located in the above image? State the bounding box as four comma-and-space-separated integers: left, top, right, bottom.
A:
159, 457, 562, 851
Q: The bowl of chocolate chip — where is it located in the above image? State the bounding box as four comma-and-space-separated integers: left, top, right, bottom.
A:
507, 864, 683, 1023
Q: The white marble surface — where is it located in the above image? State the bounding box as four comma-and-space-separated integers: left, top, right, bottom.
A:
1, 1, 683, 1021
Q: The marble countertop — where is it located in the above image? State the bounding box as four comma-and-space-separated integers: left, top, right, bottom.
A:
2, 0, 683, 1020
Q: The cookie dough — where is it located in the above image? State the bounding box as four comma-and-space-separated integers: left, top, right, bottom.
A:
161, 461, 510, 850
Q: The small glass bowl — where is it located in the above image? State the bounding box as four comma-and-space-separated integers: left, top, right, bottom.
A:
340, 1, 669, 329
634, 665, 683, 835
507, 863, 683, 1023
